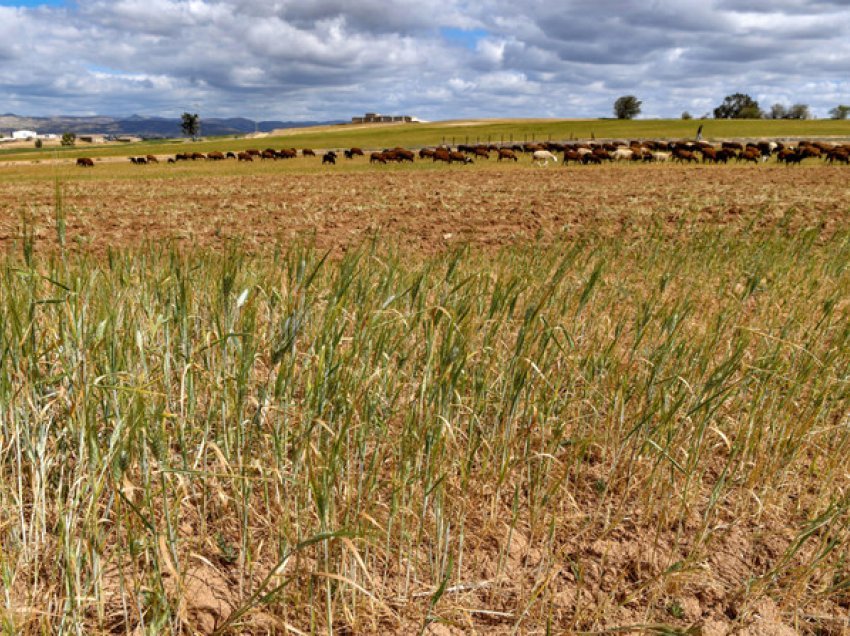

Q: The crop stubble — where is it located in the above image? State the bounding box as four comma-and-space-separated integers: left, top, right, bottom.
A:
1, 162, 848, 253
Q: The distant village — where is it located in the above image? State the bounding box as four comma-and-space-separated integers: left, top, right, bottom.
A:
0, 130, 59, 143
1, 113, 421, 144
1, 130, 141, 144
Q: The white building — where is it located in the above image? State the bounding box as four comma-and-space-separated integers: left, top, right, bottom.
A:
12, 130, 38, 140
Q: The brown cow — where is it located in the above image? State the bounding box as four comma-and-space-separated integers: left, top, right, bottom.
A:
497, 148, 518, 162
349, 147, 364, 157
433, 149, 451, 163
473, 147, 490, 159
737, 149, 760, 163
392, 149, 415, 162
449, 151, 473, 164
419, 148, 435, 159
76, 157, 94, 167
302, 148, 316, 157
145, 155, 159, 163
701, 147, 718, 163
563, 150, 582, 164
370, 152, 387, 164
237, 152, 253, 162
206, 151, 225, 161
673, 148, 698, 163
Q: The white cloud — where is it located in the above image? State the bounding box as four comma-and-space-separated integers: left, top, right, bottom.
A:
0, 0, 848, 120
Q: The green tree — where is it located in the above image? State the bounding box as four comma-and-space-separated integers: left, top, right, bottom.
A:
181, 112, 200, 139
613, 95, 642, 120
681, 111, 692, 120
829, 105, 850, 120
34, 138, 43, 149
713, 93, 763, 119
787, 104, 810, 120
769, 103, 787, 119
60, 132, 76, 147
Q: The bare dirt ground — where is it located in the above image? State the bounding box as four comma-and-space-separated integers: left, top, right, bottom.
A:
1, 163, 848, 256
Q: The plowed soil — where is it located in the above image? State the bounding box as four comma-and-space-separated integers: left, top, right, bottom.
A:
1, 161, 848, 254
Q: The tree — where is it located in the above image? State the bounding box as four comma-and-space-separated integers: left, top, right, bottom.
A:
613, 95, 642, 120
787, 104, 810, 120
769, 103, 787, 120
181, 112, 200, 138
34, 138, 43, 149
829, 105, 850, 120
60, 132, 76, 147
681, 111, 692, 120
713, 93, 763, 119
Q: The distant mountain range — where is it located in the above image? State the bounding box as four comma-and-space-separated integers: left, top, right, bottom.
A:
0, 114, 345, 138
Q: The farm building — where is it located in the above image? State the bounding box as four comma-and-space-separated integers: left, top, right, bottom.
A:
12, 130, 37, 139
351, 113, 418, 124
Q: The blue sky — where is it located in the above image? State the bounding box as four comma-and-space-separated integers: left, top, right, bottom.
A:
0, 1, 848, 121
440, 27, 489, 50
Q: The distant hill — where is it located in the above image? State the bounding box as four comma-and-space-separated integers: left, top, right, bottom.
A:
0, 114, 345, 138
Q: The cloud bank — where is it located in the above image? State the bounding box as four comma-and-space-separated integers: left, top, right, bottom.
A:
1, 0, 848, 120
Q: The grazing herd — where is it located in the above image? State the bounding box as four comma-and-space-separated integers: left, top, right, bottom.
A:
74, 138, 850, 169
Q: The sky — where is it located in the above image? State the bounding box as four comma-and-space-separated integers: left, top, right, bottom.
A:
0, 0, 848, 121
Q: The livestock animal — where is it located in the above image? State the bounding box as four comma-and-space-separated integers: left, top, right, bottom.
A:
449, 151, 473, 164
737, 149, 760, 164
76, 157, 94, 167
532, 150, 558, 166
497, 149, 518, 162
130, 157, 147, 165
348, 148, 364, 157
563, 150, 582, 164
370, 152, 387, 164
673, 148, 698, 163
245, 149, 261, 157
322, 152, 336, 165
433, 149, 451, 163
206, 151, 225, 161
419, 148, 435, 159
302, 149, 316, 157
261, 150, 277, 160
226, 151, 237, 159
146, 155, 159, 163
581, 154, 602, 165
390, 149, 415, 162
277, 149, 297, 159
191, 152, 206, 160
473, 147, 490, 159
611, 148, 633, 161
827, 149, 849, 164
237, 152, 253, 162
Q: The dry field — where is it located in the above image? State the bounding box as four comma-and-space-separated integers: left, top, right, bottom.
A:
1, 159, 850, 635
1, 160, 849, 254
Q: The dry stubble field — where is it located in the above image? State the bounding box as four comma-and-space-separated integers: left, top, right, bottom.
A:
2, 157, 850, 635
0, 159, 848, 253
